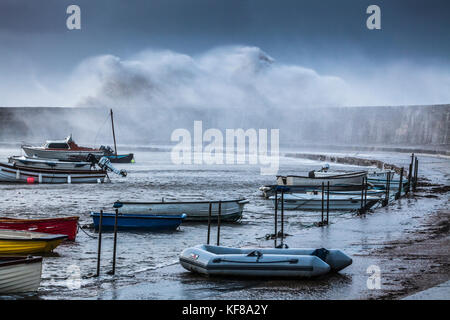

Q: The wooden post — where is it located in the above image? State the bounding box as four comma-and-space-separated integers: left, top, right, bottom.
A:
321, 182, 325, 223
360, 177, 364, 211
216, 201, 221, 246
111, 208, 119, 275
326, 181, 330, 224
281, 190, 284, 247
364, 177, 367, 207
413, 158, 419, 192
110, 109, 118, 157
407, 153, 414, 193
207, 202, 212, 244
96, 210, 103, 277
274, 189, 278, 248
396, 167, 404, 199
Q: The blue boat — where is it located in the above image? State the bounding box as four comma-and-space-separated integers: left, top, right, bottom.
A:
90, 212, 186, 231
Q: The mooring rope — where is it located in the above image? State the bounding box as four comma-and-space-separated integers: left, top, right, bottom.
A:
77, 222, 98, 239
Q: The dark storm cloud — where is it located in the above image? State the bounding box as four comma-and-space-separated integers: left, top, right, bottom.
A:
0, 0, 449, 107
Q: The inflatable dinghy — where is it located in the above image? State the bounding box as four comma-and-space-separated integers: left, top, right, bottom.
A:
179, 244, 352, 278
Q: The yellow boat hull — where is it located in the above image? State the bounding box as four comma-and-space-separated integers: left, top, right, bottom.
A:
0, 239, 65, 254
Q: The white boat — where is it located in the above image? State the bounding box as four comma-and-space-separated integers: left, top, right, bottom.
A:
0, 256, 42, 293
0, 162, 107, 184
269, 193, 381, 210
8, 156, 92, 171
179, 244, 352, 278
21, 135, 105, 161
277, 171, 367, 187
113, 199, 249, 222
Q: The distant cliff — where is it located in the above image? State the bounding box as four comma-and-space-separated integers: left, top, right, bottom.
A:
0, 104, 448, 153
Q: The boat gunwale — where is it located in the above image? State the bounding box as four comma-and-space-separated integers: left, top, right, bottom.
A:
0, 216, 79, 223
115, 199, 248, 205
0, 162, 105, 175
0, 256, 42, 268
90, 212, 186, 220
277, 171, 368, 180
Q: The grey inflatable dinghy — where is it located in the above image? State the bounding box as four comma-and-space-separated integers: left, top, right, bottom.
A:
179, 244, 352, 278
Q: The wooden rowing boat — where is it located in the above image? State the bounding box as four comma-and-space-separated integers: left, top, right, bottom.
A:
0, 217, 79, 241
113, 199, 249, 222
0, 229, 67, 254
0, 256, 42, 293
0, 162, 107, 184
90, 212, 186, 231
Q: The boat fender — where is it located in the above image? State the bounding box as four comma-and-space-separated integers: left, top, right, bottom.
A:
311, 248, 329, 261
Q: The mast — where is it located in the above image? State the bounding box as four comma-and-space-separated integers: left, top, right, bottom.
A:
110, 109, 118, 157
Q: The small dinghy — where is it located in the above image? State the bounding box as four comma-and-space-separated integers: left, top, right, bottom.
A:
113, 199, 249, 222
0, 229, 67, 254
179, 245, 352, 278
269, 193, 381, 210
0, 256, 42, 293
90, 212, 187, 231
0, 216, 79, 241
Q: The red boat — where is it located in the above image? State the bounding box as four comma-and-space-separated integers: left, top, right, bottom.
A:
0, 216, 79, 241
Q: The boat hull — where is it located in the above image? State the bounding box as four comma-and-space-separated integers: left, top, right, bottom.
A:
91, 212, 186, 231
179, 245, 352, 278
0, 256, 42, 293
270, 193, 381, 211
0, 230, 67, 254
277, 171, 367, 187
8, 156, 92, 171
22, 146, 104, 162
114, 199, 248, 222
104, 153, 134, 163
0, 217, 79, 241
0, 162, 106, 184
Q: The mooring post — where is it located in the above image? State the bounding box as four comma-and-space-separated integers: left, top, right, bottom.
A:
360, 177, 364, 211
111, 208, 119, 275
326, 181, 330, 224
364, 177, 368, 207
383, 172, 391, 206
413, 158, 419, 192
216, 201, 221, 246
321, 182, 325, 223
397, 167, 404, 198
207, 202, 212, 244
274, 189, 278, 248
280, 190, 284, 247
407, 153, 414, 193
96, 210, 103, 277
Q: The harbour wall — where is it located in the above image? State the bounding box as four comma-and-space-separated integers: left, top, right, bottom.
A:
0, 104, 448, 153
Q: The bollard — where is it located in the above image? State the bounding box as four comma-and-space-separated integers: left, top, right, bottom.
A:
274, 189, 278, 248
207, 202, 212, 245
96, 210, 103, 277
216, 201, 221, 246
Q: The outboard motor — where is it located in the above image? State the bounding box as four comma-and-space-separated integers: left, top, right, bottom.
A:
308, 170, 315, 178
98, 156, 127, 177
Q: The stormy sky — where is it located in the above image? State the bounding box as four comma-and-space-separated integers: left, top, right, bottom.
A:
1, 0, 449, 107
